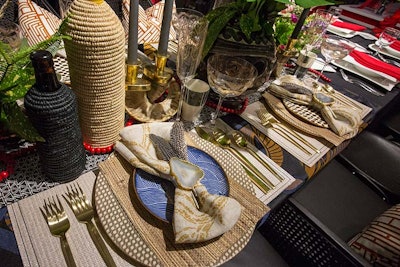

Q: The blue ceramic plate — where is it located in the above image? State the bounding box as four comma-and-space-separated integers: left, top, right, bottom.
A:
134, 146, 229, 222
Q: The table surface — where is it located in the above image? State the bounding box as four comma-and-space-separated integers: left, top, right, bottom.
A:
1, 16, 400, 267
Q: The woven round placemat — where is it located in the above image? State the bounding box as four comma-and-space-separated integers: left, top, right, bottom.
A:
94, 131, 269, 266
64, 0, 125, 148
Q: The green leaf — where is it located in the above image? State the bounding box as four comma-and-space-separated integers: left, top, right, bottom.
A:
275, 0, 334, 8
0, 17, 71, 141
202, 7, 238, 59
295, 0, 334, 8
239, 13, 261, 40
2, 102, 44, 142
0, 67, 34, 100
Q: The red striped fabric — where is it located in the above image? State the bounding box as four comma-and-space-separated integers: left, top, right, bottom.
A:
349, 204, 400, 266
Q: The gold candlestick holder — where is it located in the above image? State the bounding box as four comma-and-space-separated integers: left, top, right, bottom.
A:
273, 38, 299, 78
125, 54, 181, 122
143, 53, 174, 103
143, 54, 173, 86
125, 63, 152, 91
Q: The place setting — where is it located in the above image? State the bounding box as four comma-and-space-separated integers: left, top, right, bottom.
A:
3, 0, 400, 266
327, 20, 377, 40
240, 33, 373, 166
367, 27, 400, 62
241, 76, 372, 167
95, 121, 271, 266
323, 26, 400, 92
7, 120, 273, 267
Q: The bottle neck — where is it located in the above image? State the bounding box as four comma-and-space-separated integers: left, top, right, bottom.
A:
30, 50, 61, 92
34, 71, 61, 92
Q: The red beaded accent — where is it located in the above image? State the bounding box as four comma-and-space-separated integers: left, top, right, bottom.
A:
308, 68, 332, 83
0, 156, 15, 181
83, 142, 114, 155
0, 140, 35, 181
206, 97, 249, 115
82, 116, 138, 155
0, 171, 8, 182
125, 117, 135, 126
284, 63, 332, 83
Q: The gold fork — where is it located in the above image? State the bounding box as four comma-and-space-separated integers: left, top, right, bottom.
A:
64, 184, 116, 267
40, 196, 77, 267
257, 107, 319, 155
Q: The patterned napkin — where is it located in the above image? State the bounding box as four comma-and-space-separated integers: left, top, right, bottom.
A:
331, 21, 366, 31
18, 0, 62, 46
267, 76, 361, 138
114, 122, 242, 244
18, 0, 176, 53
350, 50, 400, 80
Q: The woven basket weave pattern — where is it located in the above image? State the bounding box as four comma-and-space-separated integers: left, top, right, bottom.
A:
64, 0, 126, 148
24, 85, 86, 182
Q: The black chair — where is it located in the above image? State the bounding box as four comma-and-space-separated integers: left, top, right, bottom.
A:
259, 159, 392, 266
338, 130, 400, 204
222, 230, 289, 267
381, 111, 400, 142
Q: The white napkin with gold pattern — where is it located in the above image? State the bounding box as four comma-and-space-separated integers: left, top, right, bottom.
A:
114, 122, 241, 244
268, 76, 362, 138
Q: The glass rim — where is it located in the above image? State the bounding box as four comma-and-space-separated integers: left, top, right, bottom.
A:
207, 54, 259, 80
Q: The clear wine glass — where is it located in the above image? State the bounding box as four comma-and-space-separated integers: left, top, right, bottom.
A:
374, 27, 400, 59
301, 9, 336, 53
316, 35, 356, 81
207, 54, 258, 125
172, 8, 208, 121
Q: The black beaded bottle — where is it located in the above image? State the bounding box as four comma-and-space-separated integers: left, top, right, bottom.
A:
24, 50, 86, 181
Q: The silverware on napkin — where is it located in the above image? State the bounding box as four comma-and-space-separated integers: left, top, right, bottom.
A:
40, 196, 77, 267
64, 184, 117, 267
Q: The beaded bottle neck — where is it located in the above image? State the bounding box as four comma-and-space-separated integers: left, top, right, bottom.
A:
30, 50, 60, 92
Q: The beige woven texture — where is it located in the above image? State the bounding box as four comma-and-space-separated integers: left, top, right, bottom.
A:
64, 0, 126, 148
96, 132, 270, 266
8, 172, 135, 267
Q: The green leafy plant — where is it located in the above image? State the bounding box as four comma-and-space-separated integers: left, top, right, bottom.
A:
273, 4, 303, 48
202, 0, 334, 58
0, 20, 70, 142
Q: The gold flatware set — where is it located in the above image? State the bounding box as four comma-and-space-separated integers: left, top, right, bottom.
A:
256, 106, 320, 155
41, 184, 115, 267
40, 196, 77, 267
195, 126, 285, 194
230, 130, 283, 182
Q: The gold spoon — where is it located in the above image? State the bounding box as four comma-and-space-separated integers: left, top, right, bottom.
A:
313, 82, 362, 110
212, 128, 275, 190
195, 126, 272, 194
230, 131, 284, 182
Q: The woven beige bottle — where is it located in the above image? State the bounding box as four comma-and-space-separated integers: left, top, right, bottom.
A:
63, 0, 126, 148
